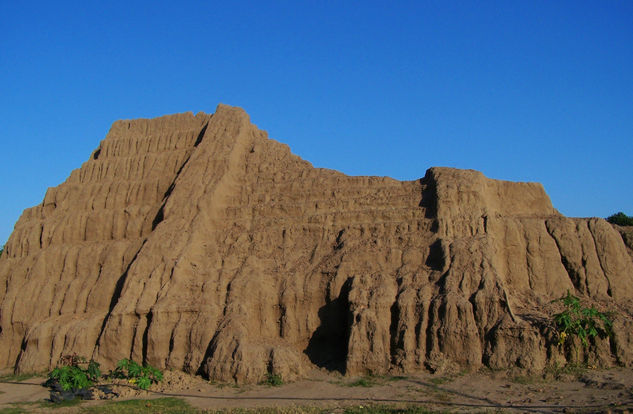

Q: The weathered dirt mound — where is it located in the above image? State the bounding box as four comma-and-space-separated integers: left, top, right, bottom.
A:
614, 225, 633, 259
1, 104, 632, 383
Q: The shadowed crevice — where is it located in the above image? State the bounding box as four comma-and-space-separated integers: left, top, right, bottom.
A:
13, 337, 29, 371
419, 173, 438, 219
142, 311, 154, 365
93, 240, 147, 353
304, 277, 353, 374
426, 239, 446, 271
419, 174, 439, 233
196, 330, 221, 377
194, 123, 208, 147
151, 121, 209, 231
389, 300, 402, 365
151, 206, 165, 231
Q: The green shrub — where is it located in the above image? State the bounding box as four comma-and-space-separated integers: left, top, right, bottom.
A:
46, 356, 101, 391
552, 291, 614, 349
607, 211, 633, 226
111, 359, 163, 390
47, 365, 91, 391
46, 356, 163, 398
261, 372, 283, 386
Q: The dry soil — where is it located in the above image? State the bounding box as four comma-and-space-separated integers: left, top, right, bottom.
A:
2, 367, 633, 413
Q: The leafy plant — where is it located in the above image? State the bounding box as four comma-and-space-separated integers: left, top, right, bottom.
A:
86, 360, 101, 382
262, 372, 283, 386
46, 356, 101, 392
607, 211, 633, 226
46, 355, 163, 404
111, 359, 163, 390
552, 291, 614, 353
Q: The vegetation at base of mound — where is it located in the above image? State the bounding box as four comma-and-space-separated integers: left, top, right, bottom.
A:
110, 358, 163, 390
47, 357, 101, 392
260, 372, 283, 387
607, 211, 633, 226
552, 291, 614, 347
551, 291, 615, 365
44, 354, 164, 404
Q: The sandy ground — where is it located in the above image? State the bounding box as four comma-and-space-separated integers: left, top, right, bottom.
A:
1, 367, 633, 413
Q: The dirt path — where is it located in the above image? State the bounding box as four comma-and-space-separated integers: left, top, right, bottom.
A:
2, 368, 633, 413
0, 376, 50, 406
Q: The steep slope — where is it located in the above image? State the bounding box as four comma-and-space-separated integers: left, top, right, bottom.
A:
1, 105, 632, 383
0, 112, 211, 370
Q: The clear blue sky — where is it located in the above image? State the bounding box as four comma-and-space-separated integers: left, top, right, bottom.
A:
1, 1, 632, 245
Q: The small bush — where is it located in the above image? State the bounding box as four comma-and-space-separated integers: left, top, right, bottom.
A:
46, 356, 163, 404
45, 354, 101, 404
607, 211, 633, 226
46, 356, 101, 392
111, 359, 163, 390
552, 291, 614, 349
262, 372, 283, 386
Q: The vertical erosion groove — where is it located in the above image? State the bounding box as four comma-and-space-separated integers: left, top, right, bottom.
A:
424, 303, 437, 364
193, 123, 208, 147
197, 330, 221, 376
304, 277, 353, 374
588, 221, 614, 298
389, 275, 405, 367
426, 239, 445, 271
419, 176, 439, 236
14, 337, 29, 369
93, 240, 147, 352
389, 300, 400, 365
151, 121, 209, 231
142, 311, 153, 364
418, 177, 436, 216
545, 220, 584, 292
151, 207, 164, 231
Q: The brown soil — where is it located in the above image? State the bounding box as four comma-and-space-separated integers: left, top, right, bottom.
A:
2, 368, 633, 413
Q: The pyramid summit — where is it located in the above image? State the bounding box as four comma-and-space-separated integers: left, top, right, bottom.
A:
1, 104, 632, 382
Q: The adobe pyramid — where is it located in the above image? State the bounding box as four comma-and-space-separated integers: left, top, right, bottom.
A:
1, 104, 632, 383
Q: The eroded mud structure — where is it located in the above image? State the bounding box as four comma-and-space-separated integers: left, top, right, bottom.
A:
1, 105, 632, 382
